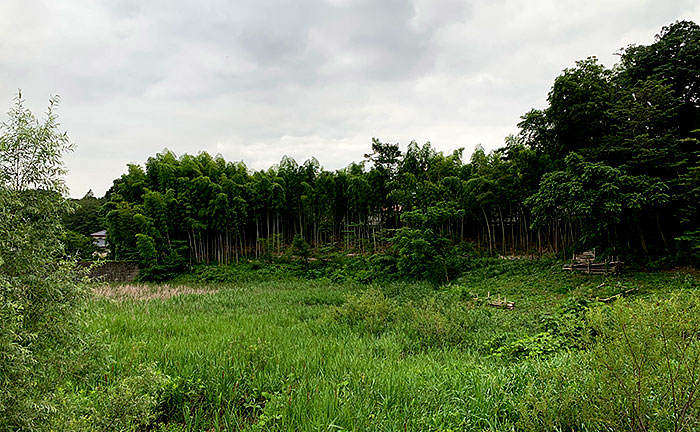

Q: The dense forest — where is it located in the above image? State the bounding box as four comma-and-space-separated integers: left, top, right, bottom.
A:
67, 21, 700, 275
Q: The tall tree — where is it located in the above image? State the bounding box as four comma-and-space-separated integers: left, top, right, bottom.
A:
619, 20, 700, 134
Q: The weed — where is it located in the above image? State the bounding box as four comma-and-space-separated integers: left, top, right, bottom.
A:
66, 259, 700, 430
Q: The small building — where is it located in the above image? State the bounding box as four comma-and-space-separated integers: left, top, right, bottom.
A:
90, 230, 108, 248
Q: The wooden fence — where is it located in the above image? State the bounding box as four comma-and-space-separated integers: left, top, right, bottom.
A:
562, 250, 622, 275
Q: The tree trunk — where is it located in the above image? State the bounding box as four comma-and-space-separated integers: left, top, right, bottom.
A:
482, 208, 493, 254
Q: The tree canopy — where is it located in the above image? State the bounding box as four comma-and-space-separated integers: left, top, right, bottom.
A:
95, 21, 700, 274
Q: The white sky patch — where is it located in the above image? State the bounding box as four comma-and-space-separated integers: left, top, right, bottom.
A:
1, 0, 698, 197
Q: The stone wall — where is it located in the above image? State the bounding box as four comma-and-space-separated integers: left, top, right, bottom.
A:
80, 261, 140, 282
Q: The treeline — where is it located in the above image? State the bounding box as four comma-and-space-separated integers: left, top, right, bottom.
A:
73, 21, 699, 271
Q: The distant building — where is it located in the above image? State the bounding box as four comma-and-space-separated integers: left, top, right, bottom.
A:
90, 230, 108, 248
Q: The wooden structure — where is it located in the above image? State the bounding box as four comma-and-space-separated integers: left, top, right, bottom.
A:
562, 250, 622, 275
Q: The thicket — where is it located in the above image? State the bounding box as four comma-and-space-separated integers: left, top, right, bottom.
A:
518, 294, 700, 431
88, 21, 700, 281
0, 92, 92, 429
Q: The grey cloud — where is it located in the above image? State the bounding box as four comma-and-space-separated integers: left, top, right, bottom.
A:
1, 0, 698, 197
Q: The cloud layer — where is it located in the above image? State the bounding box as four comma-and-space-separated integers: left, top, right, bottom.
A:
1, 0, 698, 196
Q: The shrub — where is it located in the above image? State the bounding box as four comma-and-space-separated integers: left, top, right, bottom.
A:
53, 364, 170, 432
291, 234, 311, 263
391, 227, 456, 282
329, 288, 398, 334
496, 331, 562, 360
586, 295, 700, 431
0, 93, 94, 430
398, 298, 470, 350
519, 293, 700, 431
538, 295, 594, 351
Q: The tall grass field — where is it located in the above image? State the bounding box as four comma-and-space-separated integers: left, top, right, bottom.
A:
74, 259, 700, 431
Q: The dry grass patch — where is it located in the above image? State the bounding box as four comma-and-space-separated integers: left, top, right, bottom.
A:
94, 283, 217, 301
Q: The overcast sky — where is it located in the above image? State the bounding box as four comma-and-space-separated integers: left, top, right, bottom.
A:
1, 1, 699, 197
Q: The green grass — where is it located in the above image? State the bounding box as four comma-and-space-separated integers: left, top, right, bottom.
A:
81, 259, 700, 431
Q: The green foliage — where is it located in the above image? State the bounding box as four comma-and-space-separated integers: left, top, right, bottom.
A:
53, 364, 169, 432
136, 233, 158, 268
90, 21, 700, 272
539, 295, 592, 349
397, 297, 481, 351
182, 261, 296, 284
0, 92, 73, 193
0, 91, 168, 431
390, 218, 467, 282
157, 375, 209, 424
676, 230, 700, 263
512, 21, 700, 261
105, 201, 139, 260
520, 293, 700, 431
547, 57, 615, 159
329, 288, 398, 334
0, 92, 92, 430
82, 256, 700, 430
291, 234, 310, 263
619, 21, 700, 133
63, 229, 97, 259
495, 331, 562, 360
391, 227, 440, 278
63, 189, 105, 236
527, 152, 670, 251
586, 295, 700, 431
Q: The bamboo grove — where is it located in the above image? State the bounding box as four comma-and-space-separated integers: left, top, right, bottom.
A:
94, 21, 699, 269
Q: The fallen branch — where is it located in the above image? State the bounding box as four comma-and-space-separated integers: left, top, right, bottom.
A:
598, 288, 637, 303
487, 300, 515, 310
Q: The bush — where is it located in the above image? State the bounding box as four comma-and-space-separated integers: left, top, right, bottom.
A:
329, 288, 398, 334
0, 93, 97, 430
0, 190, 96, 430
391, 227, 454, 282
586, 295, 700, 431
519, 293, 700, 431
1, 92, 187, 431
398, 297, 471, 350
53, 364, 169, 432
496, 331, 562, 360
291, 234, 311, 263
538, 295, 594, 351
